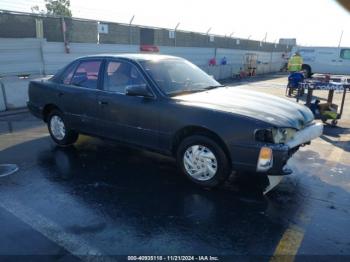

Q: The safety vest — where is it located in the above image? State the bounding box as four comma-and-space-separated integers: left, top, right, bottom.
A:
288, 55, 303, 72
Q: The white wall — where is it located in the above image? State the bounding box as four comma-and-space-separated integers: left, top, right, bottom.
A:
0, 38, 287, 111
0, 38, 44, 76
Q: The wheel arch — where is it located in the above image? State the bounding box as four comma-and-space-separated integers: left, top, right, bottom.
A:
42, 104, 61, 122
171, 125, 232, 165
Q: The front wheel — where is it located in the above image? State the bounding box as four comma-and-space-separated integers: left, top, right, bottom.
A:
176, 135, 231, 187
47, 110, 79, 146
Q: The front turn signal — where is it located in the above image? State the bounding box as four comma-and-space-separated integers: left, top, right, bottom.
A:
257, 147, 273, 172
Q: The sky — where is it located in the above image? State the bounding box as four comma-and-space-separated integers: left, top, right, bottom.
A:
1, 0, 350, 47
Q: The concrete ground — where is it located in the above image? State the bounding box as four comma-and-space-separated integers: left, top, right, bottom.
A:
0, 74, 350, 261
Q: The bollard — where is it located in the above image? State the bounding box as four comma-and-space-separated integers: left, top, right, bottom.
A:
0, 80, 7, 112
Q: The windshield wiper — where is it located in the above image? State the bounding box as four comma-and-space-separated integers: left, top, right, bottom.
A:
168, 85, 225, 97
168, 89, 207, 96
204, 85, 225, 90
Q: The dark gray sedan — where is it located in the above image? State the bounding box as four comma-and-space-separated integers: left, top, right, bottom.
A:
27, 54, 323, 192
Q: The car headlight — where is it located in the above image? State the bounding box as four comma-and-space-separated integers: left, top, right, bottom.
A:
255, 128, 296, 144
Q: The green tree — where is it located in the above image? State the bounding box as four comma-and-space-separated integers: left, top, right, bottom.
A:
31, 0, 72, 17
45, 0, 72, 17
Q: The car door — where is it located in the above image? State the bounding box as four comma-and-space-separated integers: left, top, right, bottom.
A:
57, 59, 103, 135
96, 59, 160, 149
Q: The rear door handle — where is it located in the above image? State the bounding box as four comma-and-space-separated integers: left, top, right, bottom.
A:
98, 101, 108, 105
58, 92, 64, 97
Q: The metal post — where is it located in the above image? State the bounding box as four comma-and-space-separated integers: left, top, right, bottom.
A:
338, 87, 347, 118
206, 28, 212, 44
61, 17, 69, 54
129, 15, 135, 45
39, 39, 46, 75
269, 39, 277, 73
338, 30, 344, 48
97, 21, 100, 44
174, 22, 180, 47
263, 32, 267, 42
0, 80, 8, 111
327, 90, 334, 104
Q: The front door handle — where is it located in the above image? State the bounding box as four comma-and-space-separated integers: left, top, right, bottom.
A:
57, 92, 64, 97
98, 101, 108, 105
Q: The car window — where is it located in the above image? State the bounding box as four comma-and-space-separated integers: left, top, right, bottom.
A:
340, 49, 350, 60
103, 60, 146, 94
71, 60, 102, 89
61, 63, 77, 85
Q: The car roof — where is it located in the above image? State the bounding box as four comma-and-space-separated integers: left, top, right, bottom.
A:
80, 53, 181, 62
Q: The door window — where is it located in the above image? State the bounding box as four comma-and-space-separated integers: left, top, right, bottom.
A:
71, 60, 102, 89
61, 63, 77, 85
103, 61, 146, 94
340, 49, 350, 60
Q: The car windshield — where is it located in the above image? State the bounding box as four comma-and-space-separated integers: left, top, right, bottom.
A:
139, 58, 222, 96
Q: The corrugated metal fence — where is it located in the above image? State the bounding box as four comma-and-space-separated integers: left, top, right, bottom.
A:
0, 38, 285, 79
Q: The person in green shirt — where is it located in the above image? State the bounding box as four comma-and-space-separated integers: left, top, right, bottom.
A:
288, 51, 303, 72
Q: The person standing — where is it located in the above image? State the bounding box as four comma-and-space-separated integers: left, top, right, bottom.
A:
287, 51, 303, 72
221, 56, 227, 65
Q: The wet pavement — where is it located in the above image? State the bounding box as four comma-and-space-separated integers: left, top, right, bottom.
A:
0, 76, 350, 261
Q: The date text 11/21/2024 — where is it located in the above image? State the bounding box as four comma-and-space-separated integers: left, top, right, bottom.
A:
127, 255, 219, 261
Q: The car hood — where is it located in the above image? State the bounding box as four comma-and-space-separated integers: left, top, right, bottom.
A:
174, 87, 314, 130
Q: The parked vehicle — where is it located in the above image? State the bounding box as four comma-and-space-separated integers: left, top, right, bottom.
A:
27, 54, 323, 191
292, 46, 350, 77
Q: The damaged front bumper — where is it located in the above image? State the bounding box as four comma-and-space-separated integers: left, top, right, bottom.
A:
286, 122, 323, 149
258, 122, 323, 175
262, 122, 323, 193
231, 122, 323, 193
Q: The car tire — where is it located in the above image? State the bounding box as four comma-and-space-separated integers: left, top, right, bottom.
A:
177, 135, 231, 187
47, 110, 78, 146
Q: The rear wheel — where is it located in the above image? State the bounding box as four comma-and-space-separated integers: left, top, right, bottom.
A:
47, 110, 78, 146
176, 135, 231, 187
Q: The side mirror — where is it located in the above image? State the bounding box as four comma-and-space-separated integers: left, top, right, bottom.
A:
125, 84, 153, 98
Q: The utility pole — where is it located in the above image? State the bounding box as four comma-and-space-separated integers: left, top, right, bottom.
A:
338, 30, 344, 48
174, 22, 180, 47
263, 32, 267, 42
129, 15, 135, 45
206, 27, 212, 44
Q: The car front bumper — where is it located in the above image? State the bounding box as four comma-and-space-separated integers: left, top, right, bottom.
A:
231, 122, 323, 176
